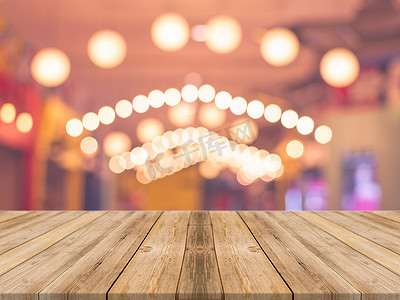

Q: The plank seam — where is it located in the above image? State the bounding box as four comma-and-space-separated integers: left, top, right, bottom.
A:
105, 211, 164, 300
236, 211, 294, 300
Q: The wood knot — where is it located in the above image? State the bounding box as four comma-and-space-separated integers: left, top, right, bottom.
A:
248, 246, 262, 253
139, 245, 152, 252
191, 247, 208, 251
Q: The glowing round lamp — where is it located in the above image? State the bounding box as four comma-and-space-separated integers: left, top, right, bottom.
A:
281, 110, 298, 129
16, 113, 33, 133
296, 116, 314, 135
0, 103, 16, 124
205, 16, 242, 54
286, 140, 304, 159
31, 48, 71, 87
182, 84, 198, 102
132, 95, 150, 113
164, 88, 181, 106
320, 48, 360, 87
82, 112, 99, 131
103, 131, 131, 157
247, 100, 264, 119
66, 119, 83, 137
215, 91, 232, 110
315, 125, 332, 144
264, 104, 281, 123
115, 99, 133, 118
109, 155, 125, 174
198, 84, 216, 103
230, 97, 247, 116
151, 13, 190, 52
80, 136, 98, 156
260, 28, 299, 66
136, 118, 164, 143
148, 90, 165, 108
98, 106, 116, 125
87, 30, 127, 69
199, 103, 226, 128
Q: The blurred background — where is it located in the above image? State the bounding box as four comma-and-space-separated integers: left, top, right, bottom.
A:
0, 0, 399, 211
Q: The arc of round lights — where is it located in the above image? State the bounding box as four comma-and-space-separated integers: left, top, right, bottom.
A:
66, 83, 332, 146
107, 127, 284, 186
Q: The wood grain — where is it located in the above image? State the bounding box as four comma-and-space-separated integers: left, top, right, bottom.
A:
239, 211, 360, 300
210, 211, 292, 300
0, 211, 29, 223
297, 211, 400, 276
315, 211, 400, 254
177, 212, 223, 300
0, 211, 128, 300
0, 210, 399, 299
0, 211, 105, 276
271, 211, 400, 299
108, 211, 190, 300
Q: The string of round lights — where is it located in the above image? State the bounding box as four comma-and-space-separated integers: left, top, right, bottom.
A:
0, 102, 34, 133
65, 84, 332, 146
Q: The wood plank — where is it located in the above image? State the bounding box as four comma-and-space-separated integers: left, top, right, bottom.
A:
210, 211, 292, 300
239, 211, 360, 300
270, 211, 400, 299
39, 211, 161, 300
315, 211, 400, 254
0, 211, 132, 300
0, 211, 85, 255
177, 212, 223, 300
371, 211, 400, 223
0, 211, 29, 223
0, 211, 105, 276
297, 211, 400, 275
108, 211, 190, 300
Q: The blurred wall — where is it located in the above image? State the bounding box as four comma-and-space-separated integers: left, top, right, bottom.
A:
325, 107, 400, 210
0, 145, 22, 209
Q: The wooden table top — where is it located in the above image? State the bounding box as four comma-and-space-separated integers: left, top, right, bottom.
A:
0, 211, 399, 299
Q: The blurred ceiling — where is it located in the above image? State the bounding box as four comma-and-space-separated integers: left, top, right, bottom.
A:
1, 0, 400, 144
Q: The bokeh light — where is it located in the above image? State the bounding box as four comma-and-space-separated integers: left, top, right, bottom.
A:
247, 100, 264, 119
98, 106, 116, 125
296, 116, 314, 135
82, 112, 100, 131
260, 27, 300, 66
0, 103, 16, 124
164, 88, 181, 106
315, 125, 333, 144
198, 84, 216, 103
80, 136, 98, 156
198, 161, 221, 179
87, 30, 127, 69
151, 13, 190, 52
136, 118, 165, 143
66, 119, 83, 137
132, 95, 150, 113
214, 91, 232, 110
230, 97, 247, 116
16, 113, 33, 133
281, 110, 298, 129
131, 147, 148, 165
109, 155, 125, 174
320, 48, 360, 87
191, 25, 207, 42
148, 90, 165, 108
103, 131, 132, 157
205, 16, 242, 53
115, 99, 133, 118
30, 48, 71, 87
264, 104, 282, 123
264, 154, 282, 172
286, 140, 304, 158
181, 84, 198, 102
168, 102, 196, 127
163, 131, 179, 149
121, 151, 135, 170
199, 103, 226, 128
